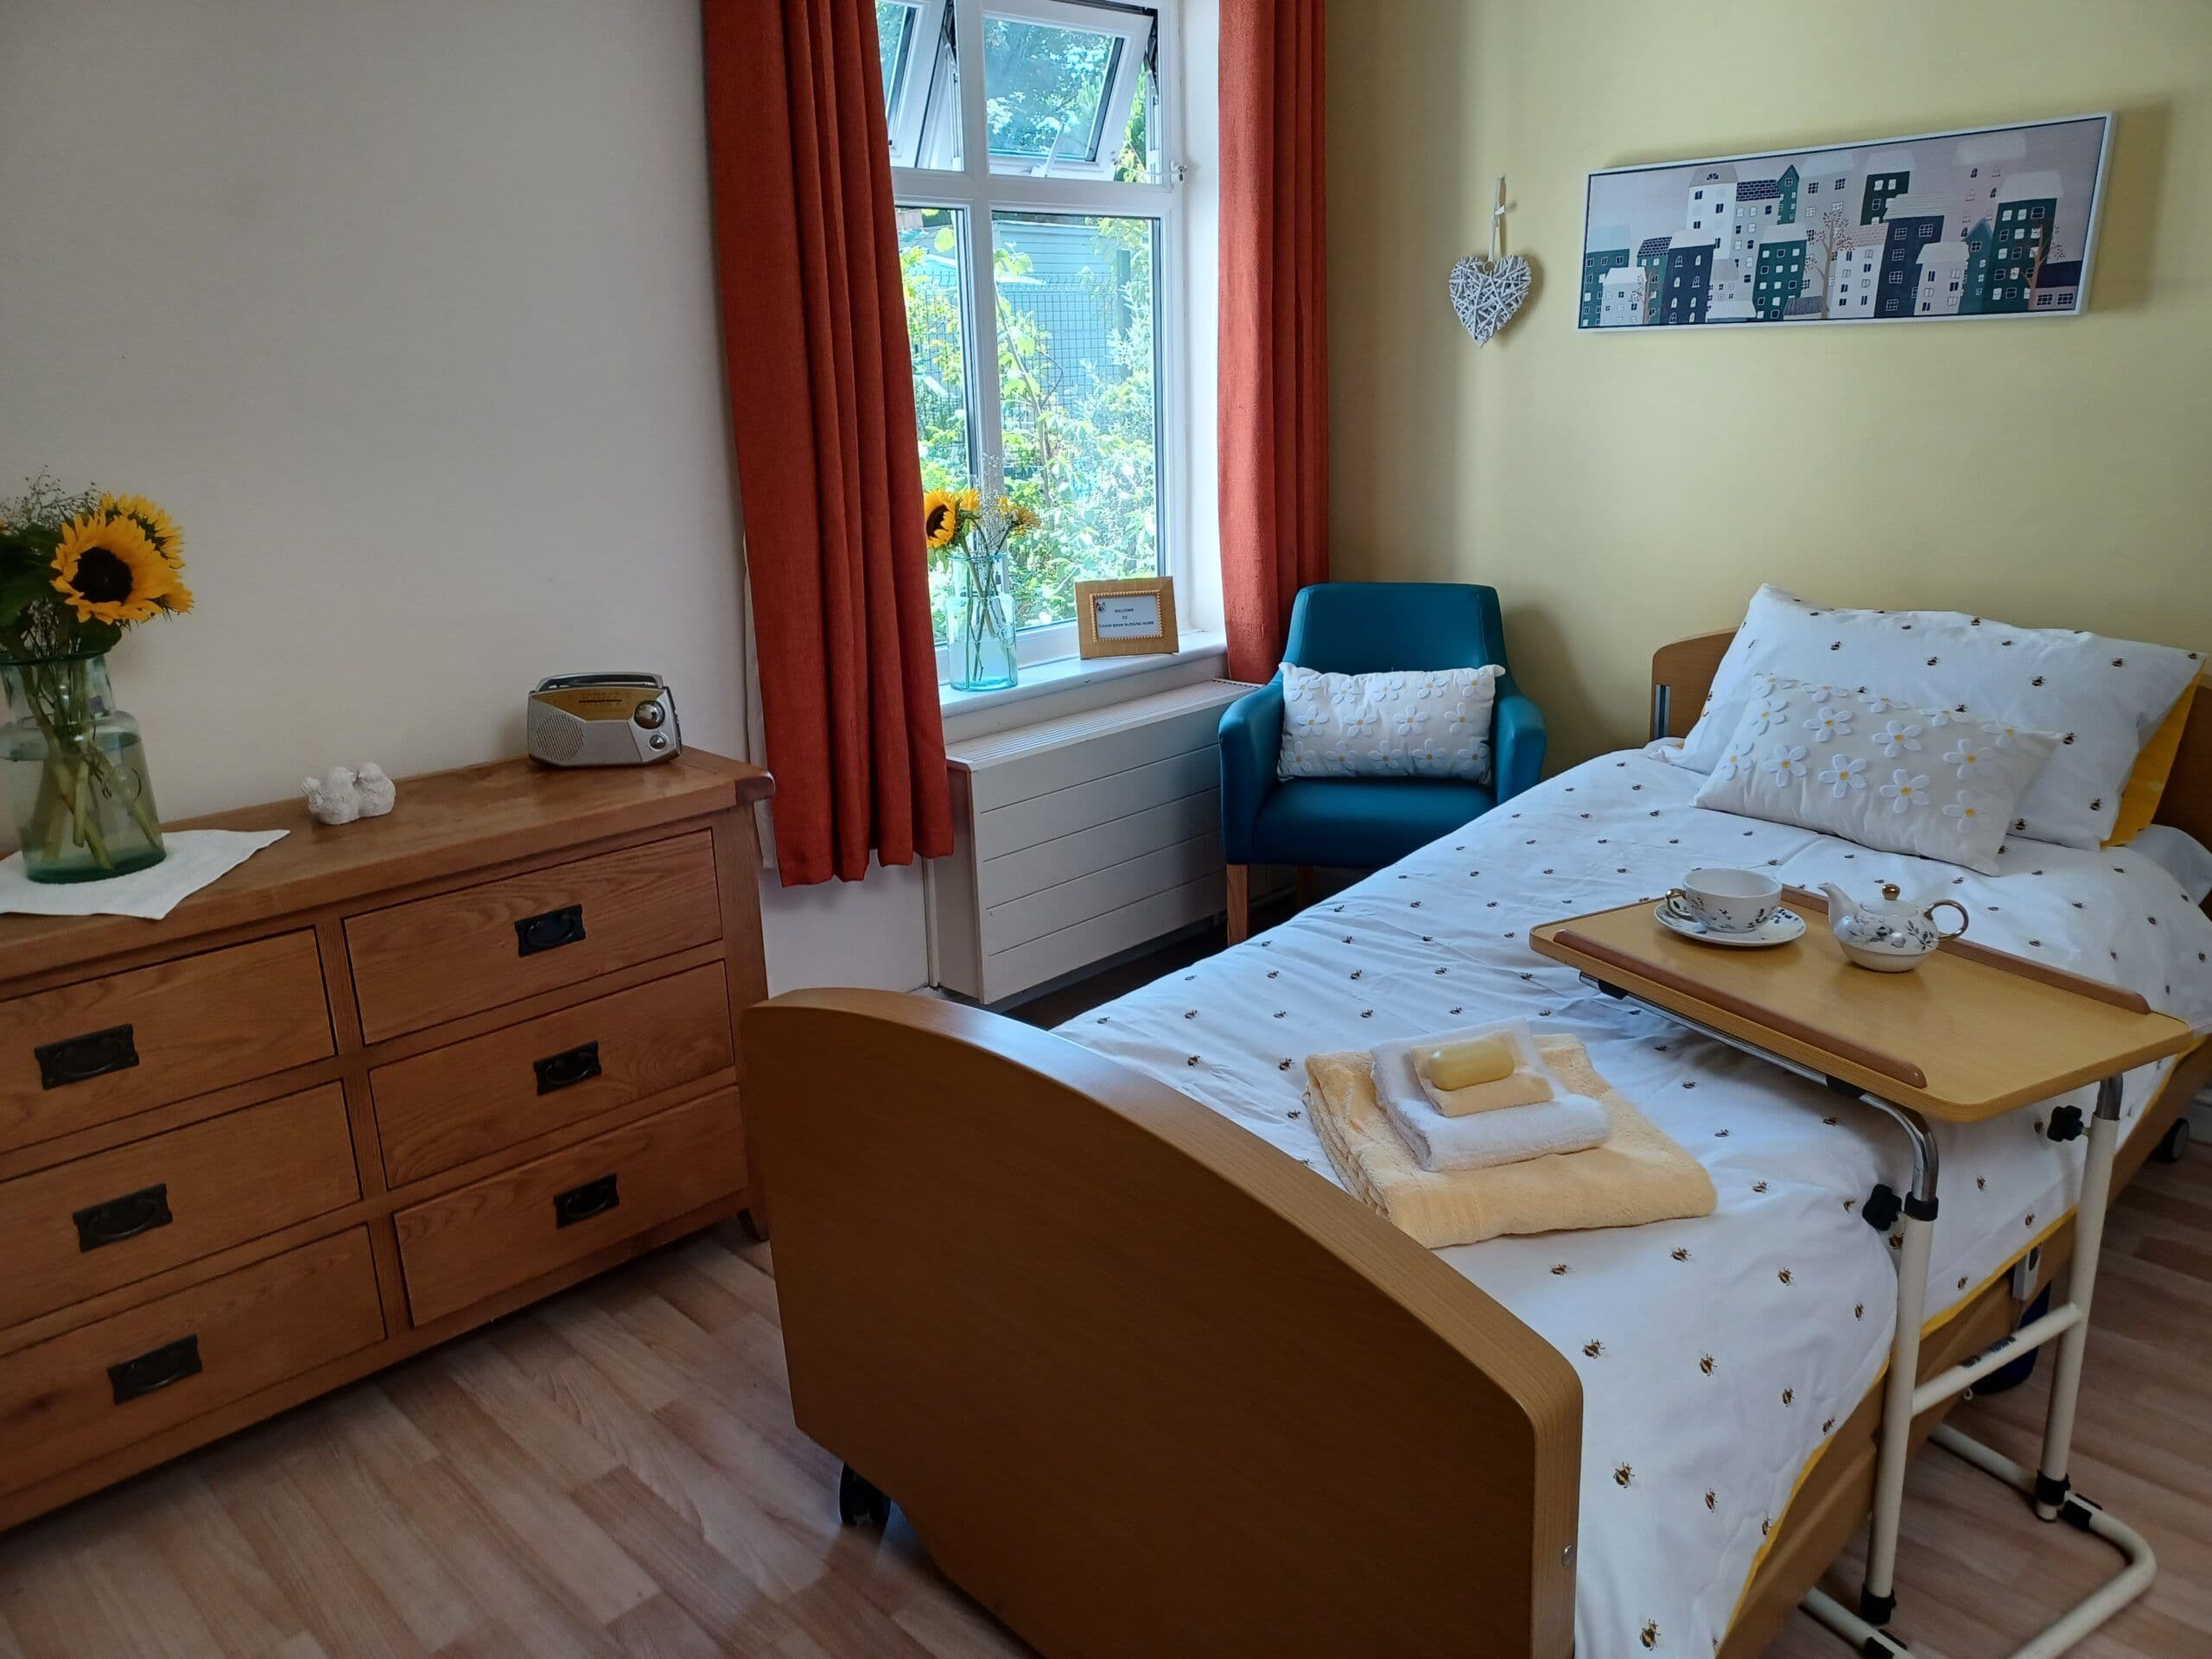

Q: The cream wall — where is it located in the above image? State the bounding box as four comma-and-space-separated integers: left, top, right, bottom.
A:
0, 0, 938, 993
1328, 0, 2211, 766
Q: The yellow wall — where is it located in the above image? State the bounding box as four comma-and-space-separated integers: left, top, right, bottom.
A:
1327, 0, 2211, 765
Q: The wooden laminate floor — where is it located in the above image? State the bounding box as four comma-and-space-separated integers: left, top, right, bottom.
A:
0, 1053, 2204, 1656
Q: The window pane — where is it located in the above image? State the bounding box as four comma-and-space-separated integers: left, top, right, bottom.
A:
984, 17, 1116, 171
982, 7, 1157, 180
878, 2, 962, 170
991, 212, 1160, 632
875, 2, 912, 105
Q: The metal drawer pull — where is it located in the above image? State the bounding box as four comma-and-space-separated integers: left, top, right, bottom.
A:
533, 1039, 603, 1095
35, 1024, 140, 1090
514, 904, 586, 957
108, 1334, 202, 1405
73, 1183, 174, 1253
552, 1173, 620, 1229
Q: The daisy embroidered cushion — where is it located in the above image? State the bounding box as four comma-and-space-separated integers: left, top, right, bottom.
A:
1670, 585, 2202, 849
1692, 680, 2060, 875
1276, 663, 1504, 783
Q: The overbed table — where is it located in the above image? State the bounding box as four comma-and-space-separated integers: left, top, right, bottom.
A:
1532, 889, 2196, 1659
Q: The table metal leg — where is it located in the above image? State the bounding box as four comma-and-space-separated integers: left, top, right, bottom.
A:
2033, 1075, 2121, 1522
1858, 1100, 1939, 1628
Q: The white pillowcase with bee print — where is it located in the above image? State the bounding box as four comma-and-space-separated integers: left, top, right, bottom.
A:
1670, 585, 2202, 849
1276, 663, 1503, 783
1692, 679, 2060, 875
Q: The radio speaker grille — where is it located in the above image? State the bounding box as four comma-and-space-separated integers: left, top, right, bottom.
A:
528, 702, 585, 763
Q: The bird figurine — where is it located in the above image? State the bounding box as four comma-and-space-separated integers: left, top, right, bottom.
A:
355, 763, 397, 818
302, 766, 361, 825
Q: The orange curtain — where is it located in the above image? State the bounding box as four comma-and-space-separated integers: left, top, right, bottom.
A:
702, 0, 953, 885
1218, 0, 1330, 684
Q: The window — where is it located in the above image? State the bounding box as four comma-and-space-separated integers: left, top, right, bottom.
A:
880, 0, 1179, 666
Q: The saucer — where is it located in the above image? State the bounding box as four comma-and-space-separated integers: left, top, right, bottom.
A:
1653, 903, 1806, 949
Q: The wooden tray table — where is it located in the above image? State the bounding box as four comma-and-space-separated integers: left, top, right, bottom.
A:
1533, 888, 2196, 1659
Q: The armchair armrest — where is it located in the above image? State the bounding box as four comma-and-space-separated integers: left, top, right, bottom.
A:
1218, 676, 1284, 865
1491, 674, 1546, 803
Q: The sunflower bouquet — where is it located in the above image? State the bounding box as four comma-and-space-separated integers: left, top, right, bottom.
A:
0, 472, 191, 880
923, 485, 1039, 691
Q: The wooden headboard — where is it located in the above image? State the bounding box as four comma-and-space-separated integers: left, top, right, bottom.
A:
1650, 630, 2212, 851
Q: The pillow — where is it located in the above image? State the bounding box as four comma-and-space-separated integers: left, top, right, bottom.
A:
1674, 585, 2202, 849
1277, 664, 1503, 783
1692, 680, 2059, 875
2107, 677, 2202, 846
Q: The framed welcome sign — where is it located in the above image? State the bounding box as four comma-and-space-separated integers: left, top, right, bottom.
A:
1578, 113, 2112, 331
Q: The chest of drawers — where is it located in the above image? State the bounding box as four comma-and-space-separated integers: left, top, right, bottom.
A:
0, 751, 770, 1529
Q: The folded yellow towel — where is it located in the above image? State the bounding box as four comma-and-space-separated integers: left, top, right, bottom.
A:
1305, 1033, 1717, 1249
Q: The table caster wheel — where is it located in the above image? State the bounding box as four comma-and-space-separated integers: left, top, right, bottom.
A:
2150, 1116, 2190, 1165
838, 1464, 890, 1527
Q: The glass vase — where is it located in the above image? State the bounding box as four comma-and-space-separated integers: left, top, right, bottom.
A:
2, 652, 167, 883
948, 549, 1019, 692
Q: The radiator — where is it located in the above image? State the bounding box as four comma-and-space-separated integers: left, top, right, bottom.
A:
927, 678, 1260, 1005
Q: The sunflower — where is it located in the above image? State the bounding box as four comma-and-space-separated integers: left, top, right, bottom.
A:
997, 496, 1039, 536
922, 488, 963, 548
50, 512, 176, 624
956, 487, 981, 515
99, 493, 184, 567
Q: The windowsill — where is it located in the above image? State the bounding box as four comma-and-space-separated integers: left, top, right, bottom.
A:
938, 627, 1228, 718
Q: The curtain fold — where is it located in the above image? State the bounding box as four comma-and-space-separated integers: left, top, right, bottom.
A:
1218, 0, 1330, 685
702, 0, 953, 885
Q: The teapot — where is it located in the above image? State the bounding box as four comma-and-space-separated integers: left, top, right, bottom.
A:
1819, 881, 1969, 973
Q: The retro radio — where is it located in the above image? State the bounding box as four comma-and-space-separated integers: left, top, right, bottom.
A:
525, 672, 682, 766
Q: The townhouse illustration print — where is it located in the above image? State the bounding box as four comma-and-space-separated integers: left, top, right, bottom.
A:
1580, 115, 2109, 328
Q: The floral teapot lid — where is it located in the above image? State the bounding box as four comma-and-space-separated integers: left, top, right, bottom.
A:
1819, 881, 1968, 957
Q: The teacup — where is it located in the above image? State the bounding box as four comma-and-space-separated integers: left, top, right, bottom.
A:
1664, 867, 1783, 935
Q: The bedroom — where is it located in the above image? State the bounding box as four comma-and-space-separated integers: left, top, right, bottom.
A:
0, 1, 2208, 1656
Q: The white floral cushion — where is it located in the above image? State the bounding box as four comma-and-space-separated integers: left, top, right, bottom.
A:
1277, 663, 1503, 783
1671, 585, 2202, 849
1693, 678, 2059, 875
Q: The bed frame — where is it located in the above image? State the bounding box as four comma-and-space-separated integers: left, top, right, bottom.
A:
741, 632, 2212, 1659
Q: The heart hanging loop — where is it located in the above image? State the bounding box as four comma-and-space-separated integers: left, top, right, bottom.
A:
1491, 175, 1507, 264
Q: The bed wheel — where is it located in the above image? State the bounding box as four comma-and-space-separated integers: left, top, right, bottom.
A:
838, 1464, 891, 1528
2151, 1116, 2191, 1165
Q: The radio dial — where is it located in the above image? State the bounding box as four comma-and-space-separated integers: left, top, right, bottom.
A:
633, 701, 667, 730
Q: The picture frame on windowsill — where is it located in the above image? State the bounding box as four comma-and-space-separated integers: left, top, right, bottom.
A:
1075, 576, 1179, 660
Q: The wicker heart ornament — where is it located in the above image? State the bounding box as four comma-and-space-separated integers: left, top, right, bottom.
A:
1448, 253, 1531, 346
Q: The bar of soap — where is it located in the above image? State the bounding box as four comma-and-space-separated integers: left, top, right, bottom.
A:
1422, 1036, 1516, 1091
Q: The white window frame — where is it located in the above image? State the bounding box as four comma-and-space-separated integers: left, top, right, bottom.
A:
892, 0, 1185, 676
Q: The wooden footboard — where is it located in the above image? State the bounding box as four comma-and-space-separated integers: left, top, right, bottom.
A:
742, 989, 1582, 1659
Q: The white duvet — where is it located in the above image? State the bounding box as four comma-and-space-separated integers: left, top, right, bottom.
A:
1062, 747, 2212, 1658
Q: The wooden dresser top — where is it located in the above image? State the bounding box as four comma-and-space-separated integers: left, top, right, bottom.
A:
0, 752, 772, 983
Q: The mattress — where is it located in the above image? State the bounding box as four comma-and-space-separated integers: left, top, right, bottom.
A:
1062, 746, 2212, 1657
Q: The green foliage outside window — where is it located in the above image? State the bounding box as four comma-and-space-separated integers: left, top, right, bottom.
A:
902, 216, 1159, 642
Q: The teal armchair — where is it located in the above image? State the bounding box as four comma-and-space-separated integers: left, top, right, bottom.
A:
1218, 582, 1545, 941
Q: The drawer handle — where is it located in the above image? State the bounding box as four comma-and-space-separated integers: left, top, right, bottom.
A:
35, 1024, 140, 1090
73, 1183, 174, 1253
533, 1039, 603, 1095
553, 1173, 620, 1229
514, 904, 587, 957
108, 1334, 202, 1405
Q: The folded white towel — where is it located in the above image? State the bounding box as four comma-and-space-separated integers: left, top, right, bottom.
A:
1369, 1020, 1611, 1171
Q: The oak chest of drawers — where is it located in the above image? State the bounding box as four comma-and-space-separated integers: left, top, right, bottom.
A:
0, 751, 771, 1529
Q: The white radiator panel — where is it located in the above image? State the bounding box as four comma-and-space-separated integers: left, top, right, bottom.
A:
978, 745, 1216, 858
927, 679, 1259, 1005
